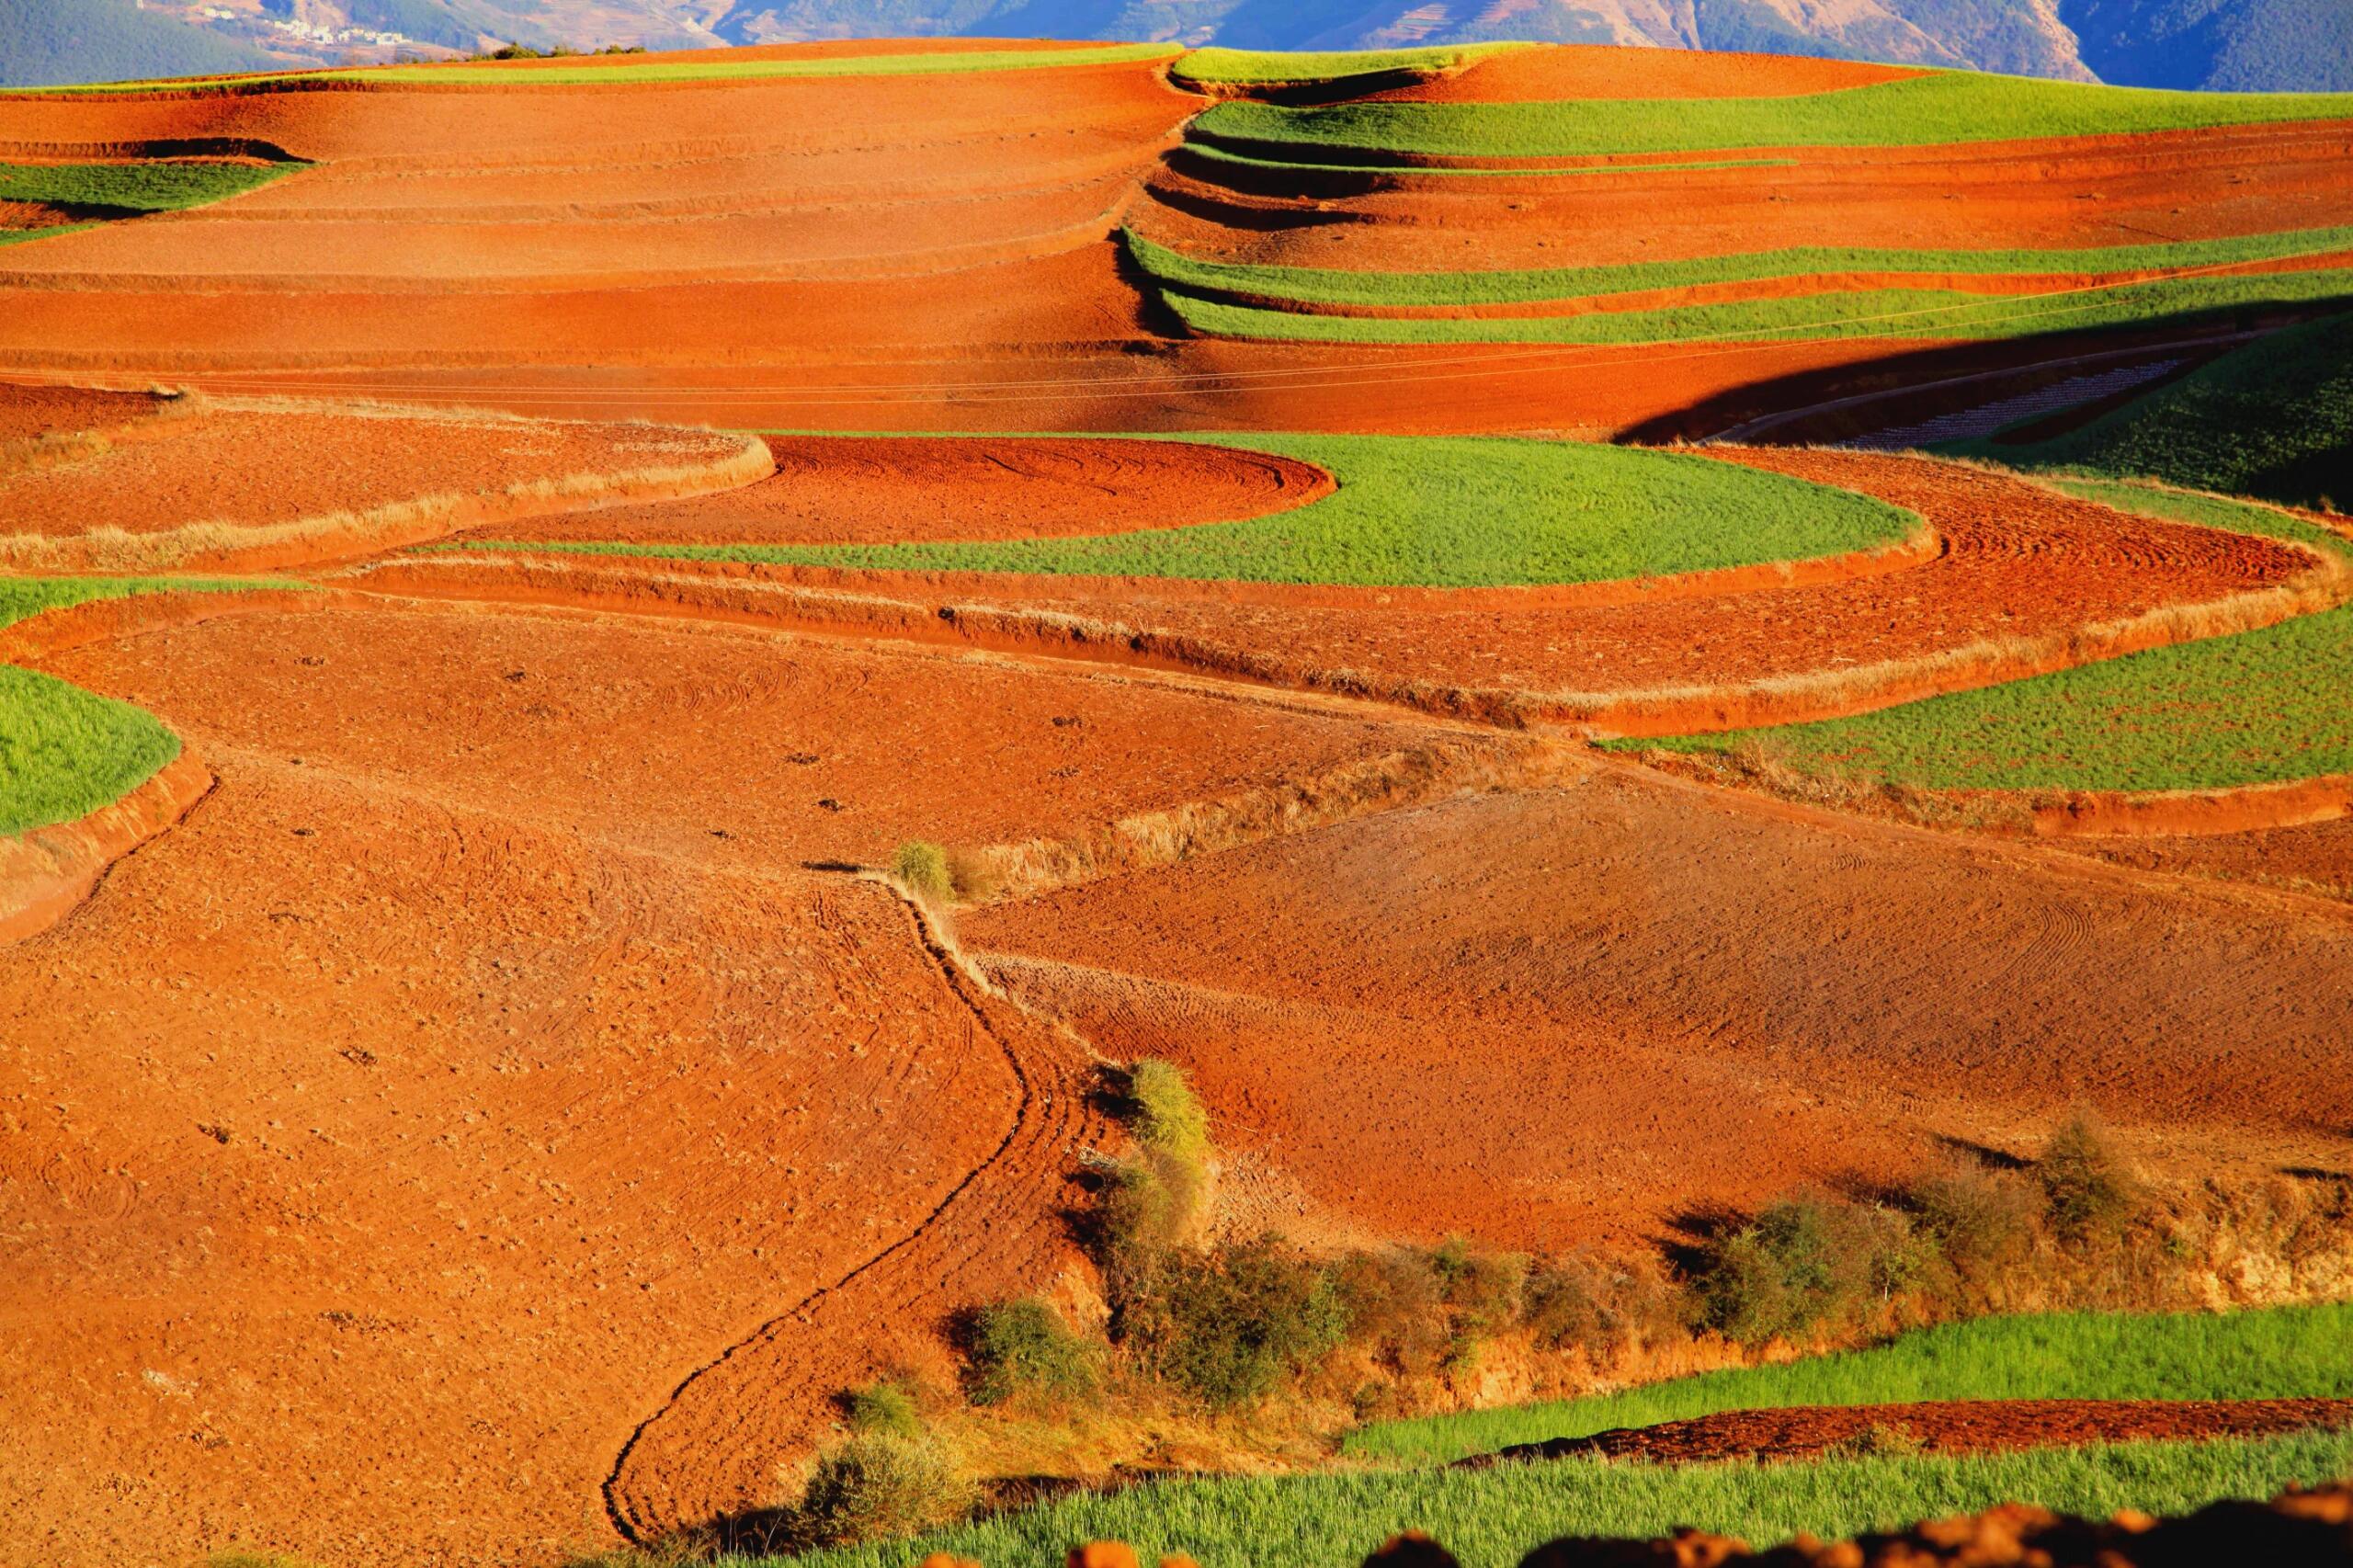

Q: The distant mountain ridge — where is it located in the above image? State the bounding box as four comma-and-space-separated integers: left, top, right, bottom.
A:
4, 0, 2347, 90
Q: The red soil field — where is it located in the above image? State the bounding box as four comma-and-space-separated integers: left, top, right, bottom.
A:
1142, 122, 2353, 273
1466, 1398, 2353, 1465
0, 379, 169, 444
0, 594, 1488, 1565
1360, 45, 1925, 102
470, 436, 1333, 547
962, 766, 2353, 1252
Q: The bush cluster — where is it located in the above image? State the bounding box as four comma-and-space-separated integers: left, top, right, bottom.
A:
1691, 1115, 2151, 1345
965, 1299, 1102, 1410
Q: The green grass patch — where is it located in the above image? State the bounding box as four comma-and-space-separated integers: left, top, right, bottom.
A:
753, 1430, 2353, 1568
1347, 1302, 2353, 1463
1170, 43, 1531, 87
0, 574, 299, 631
1191, 71, 2353, 160
0, 574, 298, 834
0, 158, 300, 213
1945, 312, 2353, 513
0, 664, 177, 836
1609, 478, 2353, 793
26, 42, 1179, 95
1154, 267, 2353, 346
439, 434, 1917, 589
1127, 227, 2353, 311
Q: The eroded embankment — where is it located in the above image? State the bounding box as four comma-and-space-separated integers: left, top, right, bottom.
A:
0, 747, 210, 942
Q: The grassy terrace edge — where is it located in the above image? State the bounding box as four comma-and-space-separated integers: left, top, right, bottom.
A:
1346, 1302, 2353, 1463
1169, 42, 1532, 87
9, 42, 1180, 96
1124, 227, 2353, 310
753, 1432, 2353, 1568
1152, 268, 2353, 347
1189, 71, 2353, 159
1604, 482, 2353, 793
1944, 311, 2353, 514
429, 434, 1920, 590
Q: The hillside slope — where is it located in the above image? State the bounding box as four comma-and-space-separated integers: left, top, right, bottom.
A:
29, 0, 2351, 88
0, 0, 276, 88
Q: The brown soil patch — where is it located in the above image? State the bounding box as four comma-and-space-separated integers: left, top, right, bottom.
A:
963, 767, 2353, 1251
470, 436, 1333, 548
1466, 1398, 2353, 1467
0, 378, 172, 445
1362, 45, 1926, 103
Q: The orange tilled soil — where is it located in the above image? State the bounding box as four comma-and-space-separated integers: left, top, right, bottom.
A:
32, 598, 1452, 866
1142, 121, 2353, 272
1463, 1399, 2353, 1467
468, 436, 1333, 547
0, 597, 1490, 1567
963, 768, 2353, 1251
0, 404, 749, 539
872, 450, 2323, 726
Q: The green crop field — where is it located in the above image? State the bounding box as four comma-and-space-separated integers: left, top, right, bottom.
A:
1947, 312, 2353, 513
1127, 227, 2353, 311
0, 159, 301, 214
1190, 72, 2353, 160
0, 574, 301, 633
1154, 268, 2353, 347
0, 664, 177, 837
443, 434, 1918, 589
1170, 43, 1531, 87
1347, 1302, 2353, 1464
1612, 482, 2353, 792
760, 1431, 2353, 1568
22, 42, 1180, 96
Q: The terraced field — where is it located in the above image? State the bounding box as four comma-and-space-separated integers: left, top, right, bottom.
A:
0, 37, 2349, 1568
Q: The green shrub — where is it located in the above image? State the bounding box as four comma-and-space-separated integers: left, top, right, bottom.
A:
843, 1379, 923, 1440
1119, 1237, 1348, 1410
796, 1431, 972, 1547
966, 1299, 1100, 1410
1905, 1160, 2042, 1284
892, 841, 953, 903
2040, 1115, 2143, 1244
1126, 1059, 1210, 1161
1696, 1197, 1929, 1345
1099, 1152, 1204, 1268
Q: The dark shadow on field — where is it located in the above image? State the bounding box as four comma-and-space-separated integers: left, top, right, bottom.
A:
1618, 301, 2353, 447
1649, 1202, 1743, 1278
1931, 1134, 2032, 1172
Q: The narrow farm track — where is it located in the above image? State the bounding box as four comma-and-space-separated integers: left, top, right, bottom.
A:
603, 887, 1104, 1543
